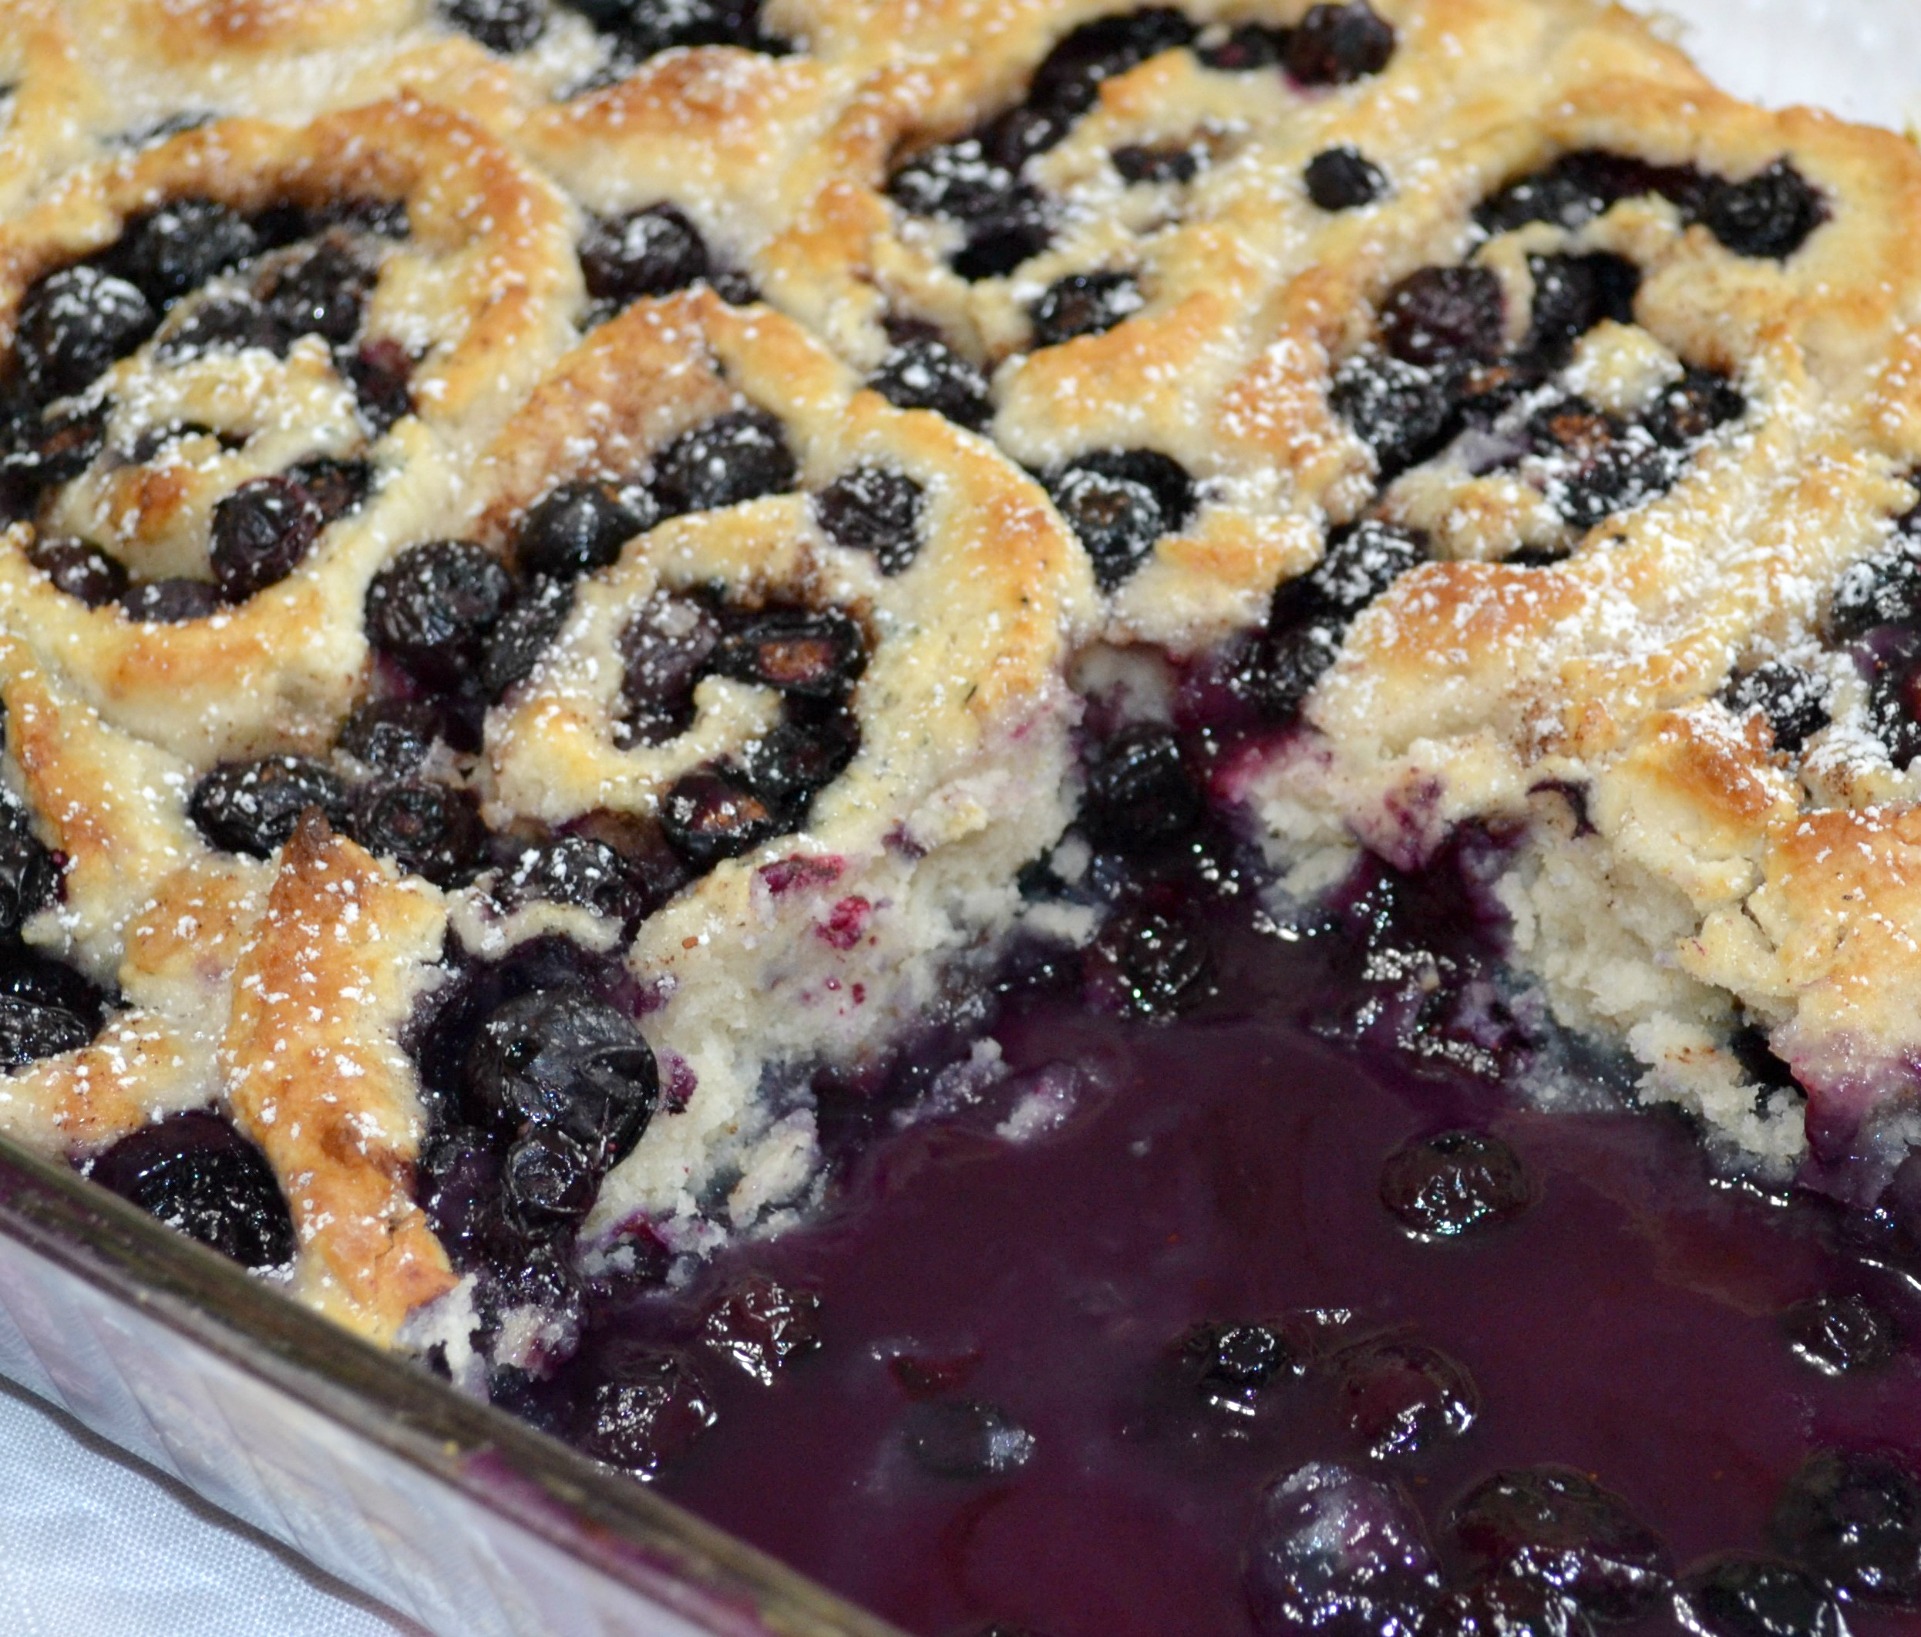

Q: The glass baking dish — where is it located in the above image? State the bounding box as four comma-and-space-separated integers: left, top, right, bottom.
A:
0, 1128, 900, 1637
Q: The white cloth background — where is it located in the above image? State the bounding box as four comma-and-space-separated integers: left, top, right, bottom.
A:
2, 3, 1918, 1633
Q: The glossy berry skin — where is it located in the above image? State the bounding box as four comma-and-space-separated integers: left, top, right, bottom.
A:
498, 836, 636, 920
418, 1126, 501, 1261
120, 576, 222, 624
1200, 24, 1290, 71
1722, 661, 1830, 755
1380, 1129, 1532, 1238
1525, 398, 1669, 530
579, 1351, 718, 1478
1025, 8, 1196, 127
258, 237, 374, 348
1083, 724, 1200, 850
364, 540, 513, 691
1524, 253, 1639, 362
1086, 904, 1213, 1020
1702, 161, 1825, 261
344, 339, 415, 435
0, 993, 92, 1068
189, 755, 352, 857
651, 408, 797, 516
660, 767, 785, 866
867, 340, 993, 431
1645, 369, 1745, 448
0, 803, 57, 941
1309, 520, 1424, 615
27, 534, 124, 607
1447, 1466, 1673, 1623
1674, 1555, 1848, 1637
714, 608, 866, 697
482, 575, 574, 701
113, 199, 260, 306
1243, 1462, 1441, 1637
16, 266, 157, 402
1419, 1579, 1594, 1637
283, 456, 373, 524
1329, 353, 1458, 478
1285, 2, 1395, 85
1030, 272, 1143, 349
739, 706, 860, 806
1335, 1339, 1479, 1461
439, 0, 549, 51
515, 479, 654, 581
209, 474, 324, 602
1828, 547, 1921, 643
501, 1126, 597, 1233
90, 1110, 296, 1269
1048, 465, 1166, 590
1771, 1449, 1921, 1607
815, 466, 926, 574
1179, 1321, 1294, 1420
162, 292, 280, 360
579, 204, 710, 305
1306, 147, 1388, 211
1781, 1293, 1896, 1377
349, 779, 487, 886
887, 139, 1027, 225
1381, 266, 1505, 369
336, 697, 438, 774
701, 1273, 823, 1385
618, 593, 721, 742
901, 1399, 1036, 1479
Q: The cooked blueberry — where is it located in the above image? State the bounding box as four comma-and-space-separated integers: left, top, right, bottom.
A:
1474, 150, 1707, 237
1782, 1294, 1896, 1377
121, 576, 221, 623
738, 705, 860, 804
439, 0, 547, 51
258, 237, 374, 347
867, 339, 993, 431
417, 1126, 500, 1260
337, 697, 438, 774
0, 994, 90, 1067
1381, 266, 1505, 369
482, 575, 574, 701
1114, 143, 1200, 186
1831, 545, 1921, 642
714, 608, 866, 697
1087, 903, 1212, 1019
27, 535, 126, 606
90, 1110, 295, 1268
567, 809, 693, 915
1180, 1321, 1293, 1418
1048, 464, 1167, 591
0, 804, 56, 941
1239, 619, 1343, 724
1643, 369, 1744, 448
501, 1126, 596, 1232
1419, 1578, 1594, 1637
1774, 1449, 1921, 1606
1524, 253, 1638, 362
618, 592, 721, 743
465, 987, 658, 1164
1026, 8, 1197, 125
815, 466, 926, 574
1084, 724, 1200, 849
1306, 147, 1388, 211
282, 457, 373, 524
162, 292, 280, 359
209, 475, 324, 602
1285, 2, 1394, 84
660, 767, 784, 865
1244, 1462, 1441, 1637
888, 139, 1026, 224
1676, 1555, 1848, 1637
1703, 160, 1825, 260
1030, 271, 1143, 349
499, 836, 636, 919
1524, 397, 1668, 529
349, 779, 486, 885
1869, 658, 1921, 769
113, 199, 259, 306
951, 201, 1055, 281
0, 947, 104, 1029
190, 756, 351, 857
578, 205, 710, 306
1337, 1340, 1479, 1461
1448, 1466, 1672, 1623
1309, 520, 1424, 615
1330, 352, 1459, 477
701, 1273, 822, 1384
1199, 22, 1290, 71
901, 1398, 1035, 1479
1380, 1129, 1531, 1238
1723, 661, 1829, 754
651, 408, 796, 516
15, 266, 156, 401
579, 1352, 716, 1478
343, 338, 415, 435
602, 0, 776, 60
1, 401, 108, 503
364, 540, 513, 691
477, 1240, 583, 1345
516, 480, 652, 582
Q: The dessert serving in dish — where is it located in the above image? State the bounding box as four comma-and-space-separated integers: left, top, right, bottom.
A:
6, 0, 1921, 1631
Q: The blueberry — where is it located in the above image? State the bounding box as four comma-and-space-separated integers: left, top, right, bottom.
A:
418, 1125, 501, 1261
113, 199, 259, 306
1643, 369, 1745, 448
1419, 1579, 1594, 1637
701, 1273, 822, 1384
349, 779, 487, 886
482, 575, 575, 701
0, 946, 104, 1027
364, 540, 513, 691
90, 1110, 295, 1268
343, 338, 415, 435
1336, 1340, 1479, 1461
1773, 1449, 1921, 1606
1723, 662, 1830, 754
579, 1352, 717, 1477
888, 139, 1026, 224
284, 457, 374, 524
516, 480, 652, 581
713, 607, 866, 697
1198, 23, 1290, 71
1329, 352, 1459, 478
1244, 1462, 1441, 1637
901, 1398, 1036, 1479
651, 408, 796, 516
1829, 546, 1921, 642
208, 475, 324, 602
1306, 147, 1388, 211
439, 0, 548, 51
0, 994, 91, 1067
1, 401, 108, 503
1524, 397, 1669, 529
1675, 1555, 1848, 1637
578, 205, 710, 306
1448, 1466, 1673, 1623
27, 535, 126, 606
815, 466, 926, 574
15, 266, 156, 401
1179, 1321, 1293, 1419
1475, 151, 1706, 237
161, 292, 280, 359
1083, 724, 1200, 849
1380, 1129, 1531, 1238
120, 576, 221, 623
258, 237, 374, 347
501, 1126, 596, 1232
189, 755, 351, 857
950, 200, 1055, 281
738, 704, 860, 805
1030, 271, 1143, 348
1381, 266, 1505, 369
601, 0, 774, 60
867, 340, 993, 431
1781, 1294, 1896, 1378
618, 593, 721, 743
1048, 465, 1166, 590
1026, 7, 1196, 125
659, 766, 784, 866
1309, 520, 1425, 615
1524, 253, 1638, 362
464, 987, 658, 1163
0, 804, 56, 941
1113, 143, 1200, 186
498, 836, 638, 920
336, 699, 437, 774
1703, 160, 1825, 260
1285, 2, 1395, 84
1869, 658, 1921, 769
1238, 618, 1343, 724
1086, 903, 1212, 1019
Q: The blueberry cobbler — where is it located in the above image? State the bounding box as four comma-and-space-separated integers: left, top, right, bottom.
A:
6, 0, 1921, 1633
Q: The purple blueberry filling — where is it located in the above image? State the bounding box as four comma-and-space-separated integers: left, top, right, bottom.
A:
89, 1110, 295, 1269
